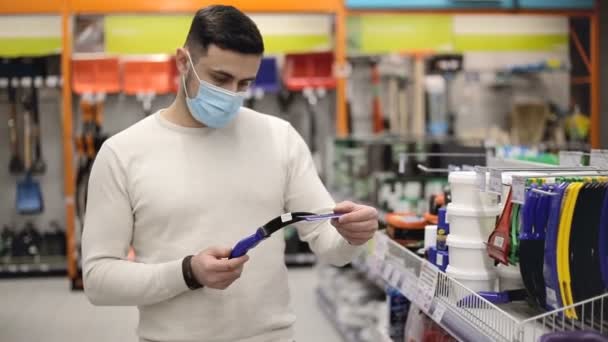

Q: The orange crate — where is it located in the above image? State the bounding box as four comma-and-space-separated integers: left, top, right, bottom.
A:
283, 51, 336, 91
122, 58, 174, 95
72, 57, 120, 94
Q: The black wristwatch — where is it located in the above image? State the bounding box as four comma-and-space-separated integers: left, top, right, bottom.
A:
182, 255, 203, 290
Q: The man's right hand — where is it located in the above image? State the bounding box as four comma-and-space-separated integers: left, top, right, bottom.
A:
190, 247, 249, 290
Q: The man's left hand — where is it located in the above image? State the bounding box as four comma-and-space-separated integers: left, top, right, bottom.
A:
332, 201, 379, 245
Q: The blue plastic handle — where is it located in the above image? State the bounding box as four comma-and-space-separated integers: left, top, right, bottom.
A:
229, 228, 266, 259
533, 185, 551, 240
543, 183, 569, 311
599, 185, 608, 288
520, 186, 537, 241
457, 292, 509, 306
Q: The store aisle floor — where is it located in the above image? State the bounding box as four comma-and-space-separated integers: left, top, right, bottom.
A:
0, 268, 341, 342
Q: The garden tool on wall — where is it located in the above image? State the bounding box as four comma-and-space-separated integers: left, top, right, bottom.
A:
75, 94, 108, 228
12, 221, 42, 260
72, 56, 119, 227
303, 87, 322, 173
427, 54, 463, 137
412, 53, 426, 138
30, 81, 46, 174
122, 58, 174, 117
379, 55, 410, 136
7, 84, 23, 174
16, 83, 43, 215
0, 225, 16, 257
397, 70, 409, 138
283, 52, 336, 175
346, 55, 376, 135
71, 56, 120, 289
371, 61, 384, 134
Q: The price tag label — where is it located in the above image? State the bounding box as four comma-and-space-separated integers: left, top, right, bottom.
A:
375, 234, 389, 261
488, 169, 503, 194
476, 169, 487, 191
511, 176, 526, 204
389, 267, 404, 288
281, 213, 293, 223
431, 302, 447, 323
400, 271, 417, 299
559, 151, 583, 167
436, 253, 444, 267
382, 262, 395, 282
493, 236, 505, 249
367, 255, 379, 275
590, 149, 608, 169
416, 261, 439, 313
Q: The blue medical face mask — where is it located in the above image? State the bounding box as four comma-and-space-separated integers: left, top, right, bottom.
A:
183, 52, 244, 128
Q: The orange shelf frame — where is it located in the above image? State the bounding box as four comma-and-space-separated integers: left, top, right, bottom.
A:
60, 1, 77, 284
335, 5, 349, 137
69, 0, 341, 13
0, 0, 63, 14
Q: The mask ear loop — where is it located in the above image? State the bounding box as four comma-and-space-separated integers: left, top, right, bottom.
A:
182, 76, 191, 99
182, 51, 202, 100
185, 51, 203, 83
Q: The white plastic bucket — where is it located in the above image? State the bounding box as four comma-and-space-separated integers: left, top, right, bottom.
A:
447, 234, 495, 272
446, 265, 497, 293
496, 264, 524, 292
448, 171, 498, 208
446, 203, 500, 240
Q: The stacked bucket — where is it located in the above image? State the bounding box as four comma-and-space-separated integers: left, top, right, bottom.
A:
445, 171, 501, 292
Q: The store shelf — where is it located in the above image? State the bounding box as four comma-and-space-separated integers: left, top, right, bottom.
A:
316, 287, 364, 342
355, 233, 521, 342
353, 232, 608, 341
284, 253, 316, 267
0, 256, 67, 278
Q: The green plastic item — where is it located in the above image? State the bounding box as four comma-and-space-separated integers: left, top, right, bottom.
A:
510, 203, 521, 265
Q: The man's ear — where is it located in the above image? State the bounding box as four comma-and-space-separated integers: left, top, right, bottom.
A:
175, 47, 190, 75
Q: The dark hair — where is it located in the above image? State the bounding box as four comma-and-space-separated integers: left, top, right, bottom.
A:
185, 5, 264, 56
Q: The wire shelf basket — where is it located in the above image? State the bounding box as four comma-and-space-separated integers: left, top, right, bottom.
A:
434, 271, 521, 342
516, 293, 608, 342
359, 232, 608, 342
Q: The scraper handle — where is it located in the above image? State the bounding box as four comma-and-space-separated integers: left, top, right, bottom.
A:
229, 228, 266, 259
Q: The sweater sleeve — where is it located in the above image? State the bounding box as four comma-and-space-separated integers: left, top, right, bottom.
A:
283, 124, 362, 266
82, 143, 189, 306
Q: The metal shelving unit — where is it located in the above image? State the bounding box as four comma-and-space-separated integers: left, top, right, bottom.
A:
0, 256, 67, 278
316, 287, 364, 342
284, 253, 317, 267
347, 232, 608, 342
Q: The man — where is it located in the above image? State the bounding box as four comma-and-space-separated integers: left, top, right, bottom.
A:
83, 5, 378, 342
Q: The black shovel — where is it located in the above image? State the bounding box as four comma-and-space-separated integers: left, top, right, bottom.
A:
30, 85, 46, 174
